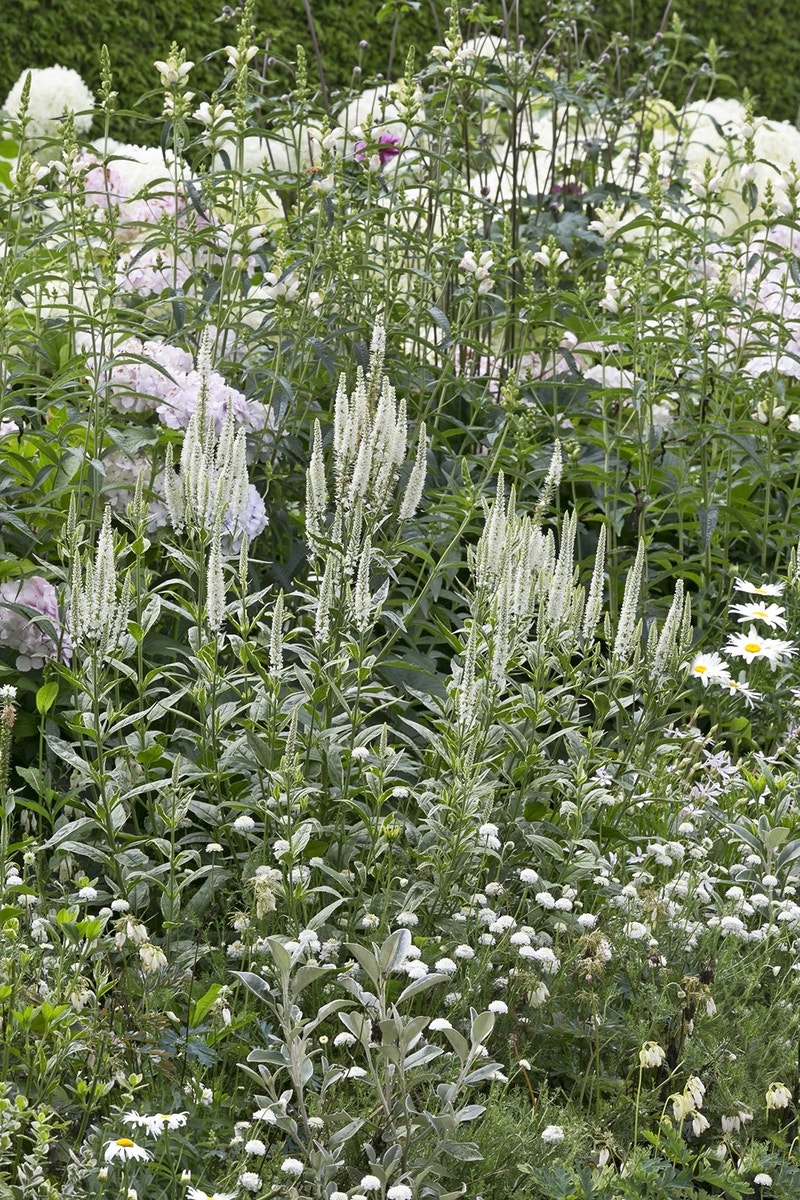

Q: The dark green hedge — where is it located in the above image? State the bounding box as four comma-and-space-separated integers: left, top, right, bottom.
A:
1, 0, 798, 147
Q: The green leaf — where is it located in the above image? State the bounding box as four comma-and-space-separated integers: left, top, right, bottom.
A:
191, 984, 223, 1028
35, 681, 59, 714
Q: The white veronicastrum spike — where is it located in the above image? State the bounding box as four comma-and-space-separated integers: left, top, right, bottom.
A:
398, 422, 427, 520
546, 508, 577, 631
651, 579, 685, 683
269, 590, 284, 675
315, 556, 337, 643
205, 521, 226, 631
306, 420, 327, 548
165, 332, 251, 540
367, 319, 386, 403
582, 524, 607, 639
353, 537, 373, 633
475, 475, 508, 595
70, 507, 131, 654
533, 441, 562, 523
458, 618, 480, 733
490, 574, 511, 689
613, 539, 645, 663
332, 373, 352, 497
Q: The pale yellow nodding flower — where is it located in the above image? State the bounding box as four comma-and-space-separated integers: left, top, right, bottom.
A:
639, 1040, 666, 1069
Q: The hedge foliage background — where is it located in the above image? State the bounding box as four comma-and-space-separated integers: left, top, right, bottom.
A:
1, 0, 799, 144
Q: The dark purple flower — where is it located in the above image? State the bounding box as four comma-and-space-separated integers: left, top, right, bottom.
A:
354, 131, 402, 167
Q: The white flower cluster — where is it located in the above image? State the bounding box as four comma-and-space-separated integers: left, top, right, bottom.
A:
3, 65, 94, 147
688, 577, 796, 705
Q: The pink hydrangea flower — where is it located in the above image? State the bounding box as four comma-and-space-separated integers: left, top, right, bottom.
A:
0, 577, 72, 670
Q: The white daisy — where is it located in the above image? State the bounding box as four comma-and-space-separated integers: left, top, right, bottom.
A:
687, 651, 730, 686
186, 1189, 237, 1200
762, 636, 798, 668
730, 601, 787, 630
103, 1137, 151, 1163
734, 577, 785, 597
723, 679, 763, 707
725, 627, 770, 663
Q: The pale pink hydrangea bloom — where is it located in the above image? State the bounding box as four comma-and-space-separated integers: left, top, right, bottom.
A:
114, 244, 195, 296
103, 449, 171, 532
0, 576, 72, 669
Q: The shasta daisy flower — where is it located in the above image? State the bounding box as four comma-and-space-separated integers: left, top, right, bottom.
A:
723, 679, 763, 707
725, 627, 770, 664
186, 1190, 237, 1200
104, 1137, 151, 1163
730, 601, 787, 630
687, 651, 730, 686
762, 636, 798, 668
734, 577, 785, 597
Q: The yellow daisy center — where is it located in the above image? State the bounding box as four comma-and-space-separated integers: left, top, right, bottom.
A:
116, 1138, 134, 1147
744, 642, 762, 653
753, 609, 767, 618
694, 665, 707, 673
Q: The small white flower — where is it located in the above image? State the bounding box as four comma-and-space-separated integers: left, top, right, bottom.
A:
396, 911, 419, 927
488, 999, 508, 1014
541, 1124, 565, 1144
691, 1111, 710, 1136
281, 1158, 304, 1176
429, 1018, 453, 1031
246, 1139, 267, 1155
754, 1174, 773, 1186
139, 943, 167, 974
387, 1186, 413, 1200
766, 1082, 792, 1110
233, 814, 255, 832
639, 1041, 666, 1069
454, 944, 475, 959
351, 746, 370, 761
435, 957, 457, 975
238, 1173, 262, 1193
360, 1176, 382, 1192
77, 885, 98, 901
